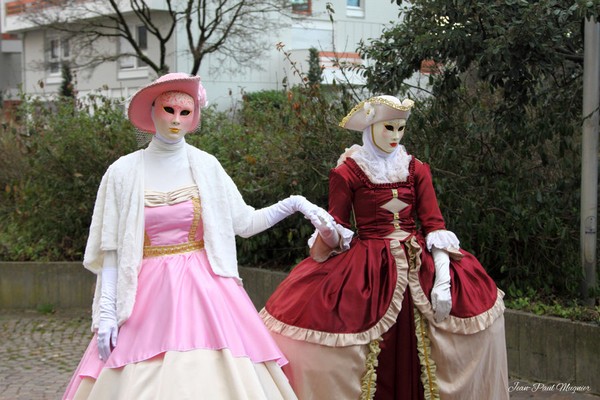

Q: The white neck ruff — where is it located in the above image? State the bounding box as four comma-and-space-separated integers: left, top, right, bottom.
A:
337, 143, 412, 184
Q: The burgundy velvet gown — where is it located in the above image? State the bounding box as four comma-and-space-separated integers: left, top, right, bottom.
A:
261, 156, 509, 400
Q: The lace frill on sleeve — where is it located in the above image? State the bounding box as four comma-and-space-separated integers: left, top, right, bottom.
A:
425, 229, 463, 260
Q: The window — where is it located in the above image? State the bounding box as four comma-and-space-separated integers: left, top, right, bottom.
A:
346, 0, 364, 18
119, 26, 148, 70
47, 36, 70, 74
291, 0, 311, 15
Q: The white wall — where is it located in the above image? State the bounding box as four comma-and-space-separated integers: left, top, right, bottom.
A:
7, 0, 404, 109
19, 13, 175, 101
184, 0, 401, 110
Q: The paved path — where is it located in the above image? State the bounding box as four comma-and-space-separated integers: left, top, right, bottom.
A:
0, 310, 91, 400
0, 309, 597, 400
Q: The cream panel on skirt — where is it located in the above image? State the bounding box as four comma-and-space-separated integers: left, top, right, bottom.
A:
73, 348, 297, 400
429, 314, 509, 400
270, 331, 370, 400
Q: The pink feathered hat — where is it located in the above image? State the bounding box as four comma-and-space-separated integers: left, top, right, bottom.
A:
127, 72, 208, 134
339, 95, 414, 132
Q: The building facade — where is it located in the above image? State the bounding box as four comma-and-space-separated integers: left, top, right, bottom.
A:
1, 0, 401, 109
0, 11, 22, 116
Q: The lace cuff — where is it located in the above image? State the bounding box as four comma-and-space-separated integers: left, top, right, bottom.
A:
426, 230, 461, 253
308, 223, 354, 261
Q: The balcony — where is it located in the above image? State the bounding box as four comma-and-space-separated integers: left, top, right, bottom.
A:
2, 0, 64, 32
5, 0, 48, 16
319, 51, 365, 85
2, 0, 172, 33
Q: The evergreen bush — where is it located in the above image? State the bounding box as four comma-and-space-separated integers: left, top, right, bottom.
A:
403, 83, 582, 298
0, 83, 588, 299
0, 93, 136, 260
189, 86, 356, 267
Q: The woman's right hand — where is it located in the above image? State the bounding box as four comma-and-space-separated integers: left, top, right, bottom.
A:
97, 313, 118, 361
97, 264, 118, 361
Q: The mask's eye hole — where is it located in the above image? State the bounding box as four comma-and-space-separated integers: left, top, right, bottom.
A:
384, 125, 394, 131
398, 126, 405, 132
181, 110, 191, 116
163, 106, 175, 114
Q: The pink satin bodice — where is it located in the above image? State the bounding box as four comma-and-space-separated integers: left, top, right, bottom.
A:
144, 199, 203, 247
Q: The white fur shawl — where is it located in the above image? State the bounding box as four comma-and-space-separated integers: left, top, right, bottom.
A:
84, 144, 258, 330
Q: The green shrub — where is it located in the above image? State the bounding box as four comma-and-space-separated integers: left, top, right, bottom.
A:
403, 82, 583, 298
0, 93, 136, 261
189, 86, 356, 268
0, 81, 591, 301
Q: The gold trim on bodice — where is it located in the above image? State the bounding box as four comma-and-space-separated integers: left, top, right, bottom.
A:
143, 189, 204, 258
384, 188, 411, 241
143, 239, 205, 258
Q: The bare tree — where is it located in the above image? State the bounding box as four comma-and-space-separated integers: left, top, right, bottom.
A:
182, 0, 289, 75
20, 0, 291, 76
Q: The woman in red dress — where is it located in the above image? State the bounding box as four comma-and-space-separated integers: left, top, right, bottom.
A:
261, 96, 509, 400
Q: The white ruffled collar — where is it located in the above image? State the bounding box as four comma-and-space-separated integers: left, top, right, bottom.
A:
337, 144, 412, 184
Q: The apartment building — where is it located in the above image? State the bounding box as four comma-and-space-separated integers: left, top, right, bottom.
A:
1, 0, 401, 109
0, 11, 22, 118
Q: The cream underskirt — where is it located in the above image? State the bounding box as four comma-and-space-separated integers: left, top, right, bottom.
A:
270, 316, 508, 400
270, 332, 369, 400
73, 348, 297, 400
429, 314, 509, 400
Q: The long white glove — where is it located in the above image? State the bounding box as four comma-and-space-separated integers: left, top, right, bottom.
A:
307, 208, 341, 248
266, 195, 340, 248
97, 252, 118, 361
431, 247, 452, 323
238, 195, 340, 245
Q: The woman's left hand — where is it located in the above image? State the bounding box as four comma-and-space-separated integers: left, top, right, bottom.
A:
431, 247, 452, 322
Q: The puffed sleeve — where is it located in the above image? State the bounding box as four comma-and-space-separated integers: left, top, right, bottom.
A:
414, 160, 447, 235
328, 164, 354, 228
414, 160, 462, 255
309, 164, 355, 261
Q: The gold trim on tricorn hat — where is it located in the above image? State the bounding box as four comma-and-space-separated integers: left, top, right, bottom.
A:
339, 95, 414, 132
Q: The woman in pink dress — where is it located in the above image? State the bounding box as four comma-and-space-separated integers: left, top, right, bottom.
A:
261, 96, 510, 400
63, 73, 339, 399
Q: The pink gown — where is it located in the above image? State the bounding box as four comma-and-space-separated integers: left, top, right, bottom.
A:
63, 194, 296, 399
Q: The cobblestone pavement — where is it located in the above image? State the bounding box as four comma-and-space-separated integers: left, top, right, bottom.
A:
0, 310, 91, 400
0, 309, 598, 400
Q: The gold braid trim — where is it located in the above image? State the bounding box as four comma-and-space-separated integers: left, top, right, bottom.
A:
143, 240, 204, 258
339, 97, 413, 128
360, 338, 382, 400
188, 197, 202, 242
143, 197, 204, 258
414, 308, 440, 400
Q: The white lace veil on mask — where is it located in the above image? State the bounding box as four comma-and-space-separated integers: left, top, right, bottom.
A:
350, 125, 412, 184
338, 96, 415, 184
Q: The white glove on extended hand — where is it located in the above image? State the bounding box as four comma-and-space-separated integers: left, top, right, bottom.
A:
307, 208, 340, 248
278, 196, 340, 248
263, 195, 316, 225
97, 261, 118, 362
238, 195, 341, 243
431, 247, 452, 323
